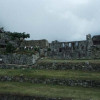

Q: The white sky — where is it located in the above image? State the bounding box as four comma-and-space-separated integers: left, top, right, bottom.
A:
0, 0, 100, 42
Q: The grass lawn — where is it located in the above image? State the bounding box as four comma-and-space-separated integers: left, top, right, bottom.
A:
0, 82, 100, 100
0, 69, 100, 80
38, 59, 100, 63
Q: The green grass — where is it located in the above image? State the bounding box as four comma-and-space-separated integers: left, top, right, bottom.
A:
0, 82, 100, 100
0, 69, 100, 80
38, 59, 100, 63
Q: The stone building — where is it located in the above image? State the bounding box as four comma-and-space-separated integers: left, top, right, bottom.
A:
20, 39, 49, 49
20, 39, 49, 56
49, 34, 100, 59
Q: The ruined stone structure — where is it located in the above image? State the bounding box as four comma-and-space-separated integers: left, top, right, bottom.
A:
92, 35, 100, 45
0, 28, 100, 60
20, 34, 100, 59
20, 39, 49, 49
0, 30, 40, 65
49, 34, 100, 59
20, 39, 49, 56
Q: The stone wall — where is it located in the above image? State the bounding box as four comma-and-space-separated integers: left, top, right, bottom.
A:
0, 61, 100, 72
0, 76, 99, 87
49, 40, 89, 59
91, 45, 100, 59
0, 53, 39, 65
0, 94, 72, 100
21, 39, 49, 48
36, 62, 100, 71
0, 64, 31, 69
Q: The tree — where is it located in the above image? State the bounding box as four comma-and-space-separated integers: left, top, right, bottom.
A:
6, 43, 15, 53
22, 32, 30, 39
9, 32, 30, 40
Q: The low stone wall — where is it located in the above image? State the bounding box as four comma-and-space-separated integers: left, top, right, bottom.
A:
0, 53, 39, 65
0, 61, 100, 72
0, 76, 100, 87
0, 64, 32, 69
0, 94, 64, 100
36, 62, 100, 71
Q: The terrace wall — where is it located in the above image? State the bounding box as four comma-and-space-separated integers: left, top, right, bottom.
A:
0, 53, 39, 65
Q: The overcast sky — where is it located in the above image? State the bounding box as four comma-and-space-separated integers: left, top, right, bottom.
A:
0, 0, 100, 42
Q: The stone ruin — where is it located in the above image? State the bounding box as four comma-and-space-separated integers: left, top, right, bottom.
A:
18, 34, 100, 59
49, 34, 91, 59
0, 28, 100, 63
49, 34, 100, 59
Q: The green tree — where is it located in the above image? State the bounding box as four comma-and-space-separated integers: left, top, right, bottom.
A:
22, 32, 30, 39
9, 32, 30, 40
6, 43, 15, 53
